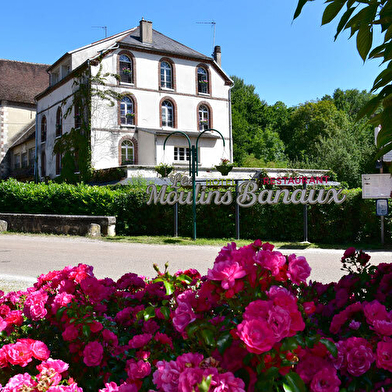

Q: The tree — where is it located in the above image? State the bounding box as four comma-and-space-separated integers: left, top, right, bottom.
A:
230, 76, 288, 166
294, 0, 392, 159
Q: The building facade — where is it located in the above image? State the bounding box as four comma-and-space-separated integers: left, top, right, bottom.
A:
0, 60, 48, 179
36, 19, 233, 179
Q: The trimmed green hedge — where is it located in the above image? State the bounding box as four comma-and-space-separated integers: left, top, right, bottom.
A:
0, 179, 389, 243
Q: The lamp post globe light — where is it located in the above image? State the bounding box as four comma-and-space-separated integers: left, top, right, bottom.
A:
163, 129, 226, 240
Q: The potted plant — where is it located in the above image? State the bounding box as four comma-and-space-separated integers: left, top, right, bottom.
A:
215, 158, 234, 176
155, 162, 174, 177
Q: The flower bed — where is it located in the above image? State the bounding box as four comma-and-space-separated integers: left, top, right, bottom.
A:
0, 242, 391, 391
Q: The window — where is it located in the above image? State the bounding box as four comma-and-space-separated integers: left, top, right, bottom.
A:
121, 140, 134, 165
75, 106, 82, 129
41, 116, 47, 142
120, 97, 135, 125
160, 61, 172, 89
197, 67, 209, 94
120, 54, 133, 84
174, 147, 190, 162
28, 148, 35, 167
41, 151, 46, 177
21, 153, 28, 169
198, 105, 210, 131
161, 100, 174, 127
56, 107, 62, 137
55, 153, 62, 175
14, 154, 20, 169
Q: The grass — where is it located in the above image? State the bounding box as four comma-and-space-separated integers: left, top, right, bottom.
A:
101, 235, 392, 250
2, 231, 391, 250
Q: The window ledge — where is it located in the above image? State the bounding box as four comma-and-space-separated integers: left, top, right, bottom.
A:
198, 92, 211, 97
160, 87, 174, 92
120, 82, 135, 87
120, 124, 136, 129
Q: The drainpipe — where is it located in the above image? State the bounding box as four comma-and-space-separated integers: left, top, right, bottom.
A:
228, 82, 234, 162
34, 106, 39, 183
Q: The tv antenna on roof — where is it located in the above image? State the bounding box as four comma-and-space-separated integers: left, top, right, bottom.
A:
196, 21, 216, 52
92, 26, 108, 38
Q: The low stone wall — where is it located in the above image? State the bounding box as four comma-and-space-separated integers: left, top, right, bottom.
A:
0, 213, 116, 237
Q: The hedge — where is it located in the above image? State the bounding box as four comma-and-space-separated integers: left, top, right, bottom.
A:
0, 179, 389, 244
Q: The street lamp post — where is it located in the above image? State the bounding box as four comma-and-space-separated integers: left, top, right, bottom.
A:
163, 129, 226, 240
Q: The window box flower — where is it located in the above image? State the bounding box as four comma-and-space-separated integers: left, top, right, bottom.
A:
155, 163, 174, 177
122, 68, 132, 75
215, 159, 234, 176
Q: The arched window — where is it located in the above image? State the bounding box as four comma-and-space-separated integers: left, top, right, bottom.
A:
56, 107, 62, 137
198, 105, 210, 131
121, 140, 134, 165
41, 116, 47, 142
41, 150, 46, 177
55, 153, 62, 175
120, 54, 133, 83
74, 105, 82, 129
197, 67, 209, 94
160, 61, 172, 89
161, 100, 174, 128
120, 96, 135, 125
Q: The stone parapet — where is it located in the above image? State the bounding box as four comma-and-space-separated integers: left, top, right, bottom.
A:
0, 213, 116, 237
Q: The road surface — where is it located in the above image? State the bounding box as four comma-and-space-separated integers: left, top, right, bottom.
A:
1, 233, 392, 291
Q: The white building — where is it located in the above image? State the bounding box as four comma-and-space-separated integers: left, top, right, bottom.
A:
36, 19, 234, 179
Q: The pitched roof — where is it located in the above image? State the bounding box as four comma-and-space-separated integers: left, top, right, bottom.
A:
10, 121, 35, 148
119, 27, 211, 61
0, 60, 49, 105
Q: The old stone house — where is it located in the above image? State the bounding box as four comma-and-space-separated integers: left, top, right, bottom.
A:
0, 60, 49, 179
35, 19, 234, 179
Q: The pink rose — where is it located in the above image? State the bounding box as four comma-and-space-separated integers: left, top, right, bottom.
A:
364, 301, 388, 326
345, 337, 374, 376
62, 324, 79, 341
3, 341, 32, 367
173, 302, 196, 334
236, 319, 276, 354
254, 250, 286, 277
310, 367, 341, 392
243, 300, 272, 321
126, 359, 151, 380
31, 340, 50, 361
376, 340, 392, 372
83, 341, 103, 367
287, 254, 311, 285
303, 301, 316, 315
128, 333, 152, 349
267, 306, 291, 341
343, 247, 356, 258
214, 371, 246, 392
207, 260, 246, 289
2, 373, 36, 390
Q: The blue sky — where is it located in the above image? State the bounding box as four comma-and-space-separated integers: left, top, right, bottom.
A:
1, 0, 383, 107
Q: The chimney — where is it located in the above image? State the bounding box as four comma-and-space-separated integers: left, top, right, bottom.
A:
140, 18, 153, 44
213, 46, 221, 66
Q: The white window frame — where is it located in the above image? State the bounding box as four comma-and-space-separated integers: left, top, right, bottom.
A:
160, 61, 172, 89
120, 97, 135, 125
162, 100, 174, 128
121, 140, 134, 165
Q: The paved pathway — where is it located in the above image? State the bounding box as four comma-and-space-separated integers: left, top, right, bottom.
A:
1, 234, 392, 291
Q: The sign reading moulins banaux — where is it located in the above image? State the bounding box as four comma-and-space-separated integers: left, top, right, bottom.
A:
146, 173, 346, 207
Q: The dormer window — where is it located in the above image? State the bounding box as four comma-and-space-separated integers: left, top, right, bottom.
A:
120, 54, 133, 84
197, 67, 209, 94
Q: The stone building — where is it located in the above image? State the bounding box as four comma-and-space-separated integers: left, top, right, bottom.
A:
36, 19, 233, 179
0, 60, 49, 178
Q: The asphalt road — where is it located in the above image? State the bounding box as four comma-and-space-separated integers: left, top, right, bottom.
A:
1, 233, 392, 291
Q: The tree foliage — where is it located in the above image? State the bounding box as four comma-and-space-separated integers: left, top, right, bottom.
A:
294, 0, 392, 158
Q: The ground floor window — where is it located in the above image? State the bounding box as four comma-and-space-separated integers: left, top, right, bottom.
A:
121, 140, 134, 165
174, 147, 190, 162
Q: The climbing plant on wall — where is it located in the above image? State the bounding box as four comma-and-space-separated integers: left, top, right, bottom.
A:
53, 62, 121, 183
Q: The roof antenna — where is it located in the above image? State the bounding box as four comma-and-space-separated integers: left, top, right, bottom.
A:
196, 21, 216, 54
92, 26, 108, 38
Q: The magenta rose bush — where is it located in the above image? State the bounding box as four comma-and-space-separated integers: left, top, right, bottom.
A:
0, 240, 391, 391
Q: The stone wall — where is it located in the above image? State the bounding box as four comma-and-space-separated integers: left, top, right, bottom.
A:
0, 213, 116, 236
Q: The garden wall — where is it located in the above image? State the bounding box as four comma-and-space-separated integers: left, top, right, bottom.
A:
0, 179, 389, 244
